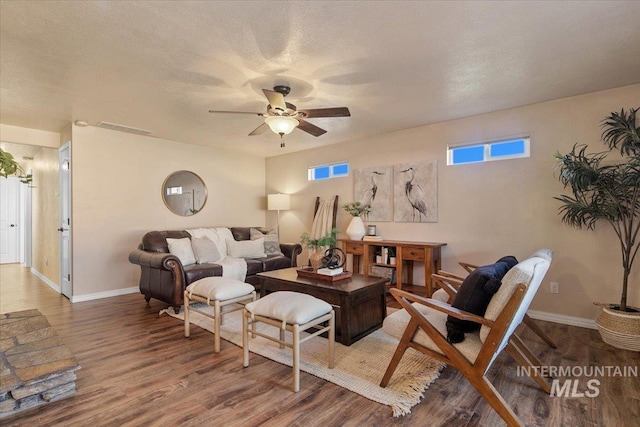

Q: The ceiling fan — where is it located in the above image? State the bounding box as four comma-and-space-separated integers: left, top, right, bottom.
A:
208, 85, 350, 146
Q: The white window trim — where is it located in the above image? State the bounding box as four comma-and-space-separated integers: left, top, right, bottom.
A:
447, 135, 530, 166
308, 161, 350, 181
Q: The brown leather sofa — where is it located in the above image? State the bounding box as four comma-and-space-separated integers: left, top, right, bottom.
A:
128, 227, 302, 310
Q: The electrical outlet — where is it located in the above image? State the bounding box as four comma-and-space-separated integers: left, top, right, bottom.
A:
550, 281, 559, 294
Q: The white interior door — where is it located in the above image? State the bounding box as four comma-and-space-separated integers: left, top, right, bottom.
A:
0, 177, 20, 264
59, 143, 72, 299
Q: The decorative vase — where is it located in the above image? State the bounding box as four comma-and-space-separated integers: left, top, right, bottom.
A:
595, 304, 640, 352
309, 251, 324, 271
346, 216, 366, 240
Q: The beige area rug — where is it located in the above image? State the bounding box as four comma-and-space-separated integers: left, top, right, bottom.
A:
160, 303, 443, 416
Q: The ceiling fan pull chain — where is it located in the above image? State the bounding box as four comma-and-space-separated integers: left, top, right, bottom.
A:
280, 134, 285, 148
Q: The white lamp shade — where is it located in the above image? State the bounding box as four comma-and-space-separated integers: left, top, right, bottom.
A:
265, 116, 299, 135
268, 193, 290, 211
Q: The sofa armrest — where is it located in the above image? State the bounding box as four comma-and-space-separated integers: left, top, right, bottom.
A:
279, 243, 302, 267
129, 249, 182, 271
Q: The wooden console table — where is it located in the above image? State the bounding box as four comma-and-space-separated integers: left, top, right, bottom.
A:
338, 238, 447, 297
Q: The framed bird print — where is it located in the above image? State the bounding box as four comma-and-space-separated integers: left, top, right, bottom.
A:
393, 160, 438, 222
354, 165, 393, 221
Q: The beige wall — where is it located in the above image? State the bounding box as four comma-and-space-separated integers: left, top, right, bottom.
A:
31, 147, 60, 283
70, 125, 266, 297
0, 124, 60, 148
266, 84, 640, 320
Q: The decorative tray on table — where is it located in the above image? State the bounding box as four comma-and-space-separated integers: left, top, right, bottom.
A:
296, 267, 353, 282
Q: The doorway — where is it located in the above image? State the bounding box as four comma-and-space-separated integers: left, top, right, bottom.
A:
0, 177, 21, 264
59, 143, 71, 299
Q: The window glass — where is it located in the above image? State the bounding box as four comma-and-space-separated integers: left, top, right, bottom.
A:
308, 162, 349, 181
448, 137, 529, 165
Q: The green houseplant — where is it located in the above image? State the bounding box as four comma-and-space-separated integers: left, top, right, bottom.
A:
555, 107, 640, 350
300, 228, 339, 271
0, 148, 32, 184
343, 202, 371, 241
0, 148, 25, 178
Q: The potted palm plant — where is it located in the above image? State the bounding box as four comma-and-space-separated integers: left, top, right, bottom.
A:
555, 107, 640, 351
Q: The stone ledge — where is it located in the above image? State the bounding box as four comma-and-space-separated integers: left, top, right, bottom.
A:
0, 309, 81, 418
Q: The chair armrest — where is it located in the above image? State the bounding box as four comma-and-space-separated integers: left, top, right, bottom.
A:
431, 273, 463, 300
128, 249, 182, 271
390, 288, 494, 327
279, 243, 303, 267
437, 270, 465, 281
459, 261, 479, 274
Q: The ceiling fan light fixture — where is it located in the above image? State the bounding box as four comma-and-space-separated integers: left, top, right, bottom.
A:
265, 116, 299, 135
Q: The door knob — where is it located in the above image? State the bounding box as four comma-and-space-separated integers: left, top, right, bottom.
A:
57, 227, 68, 232
10, 224, 15, 227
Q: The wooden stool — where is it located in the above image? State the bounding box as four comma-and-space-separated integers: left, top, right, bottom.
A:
184, 277, 256, 353
242, 291, 335, 392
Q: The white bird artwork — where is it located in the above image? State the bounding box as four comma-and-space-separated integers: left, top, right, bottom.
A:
359, 170, 384, 220
401, 167, 427, 222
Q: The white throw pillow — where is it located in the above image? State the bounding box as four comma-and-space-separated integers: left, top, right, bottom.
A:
191, 236, 221, 264
226, 238, 266, 259
166, 237, 196, 266
250, 228, 284, 256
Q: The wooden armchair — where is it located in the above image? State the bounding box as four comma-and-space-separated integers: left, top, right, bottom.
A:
380, 250, 553, 427
432, 257, 556, 348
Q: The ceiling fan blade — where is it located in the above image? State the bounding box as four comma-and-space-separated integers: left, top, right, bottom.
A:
262, 89, 287, 112
248, 122, 269, 136
298, 107, 351, 118
209, 110, 265, 116
297, 119, 327, 137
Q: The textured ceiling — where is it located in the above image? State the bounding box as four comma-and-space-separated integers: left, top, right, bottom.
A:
1, 1, 639, 157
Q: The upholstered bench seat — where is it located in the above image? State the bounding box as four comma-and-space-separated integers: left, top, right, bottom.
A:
243, 291, 335, 392
186, 277, 255, 302
246, 291, 334, 326
184, 277, 256, 353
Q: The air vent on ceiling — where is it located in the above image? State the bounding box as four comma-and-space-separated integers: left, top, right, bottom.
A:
96, 121, 152, 136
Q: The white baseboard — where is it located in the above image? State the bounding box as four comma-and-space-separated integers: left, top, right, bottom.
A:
528, 309, 597, 330
30, 268, 60, 293
71, 286, 139, 303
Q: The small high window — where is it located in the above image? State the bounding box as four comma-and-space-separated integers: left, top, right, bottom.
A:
308, 161, 349, 181
447, 137, 530, 165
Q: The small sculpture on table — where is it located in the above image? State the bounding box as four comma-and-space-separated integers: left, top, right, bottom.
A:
318, 248, 346, 276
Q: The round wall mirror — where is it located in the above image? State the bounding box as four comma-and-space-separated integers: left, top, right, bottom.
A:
162, 170, 207, 216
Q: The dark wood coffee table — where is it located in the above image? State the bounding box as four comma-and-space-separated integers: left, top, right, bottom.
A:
257, 268, 387, 346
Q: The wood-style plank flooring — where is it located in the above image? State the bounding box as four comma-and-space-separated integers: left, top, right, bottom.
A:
1, 264, 638, 426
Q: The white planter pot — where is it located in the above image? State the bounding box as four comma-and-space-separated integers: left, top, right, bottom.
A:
595, 304, 640, 352
346, 216, 366, 241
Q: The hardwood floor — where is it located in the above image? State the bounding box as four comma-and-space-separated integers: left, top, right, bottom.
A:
1, 263, 638, 426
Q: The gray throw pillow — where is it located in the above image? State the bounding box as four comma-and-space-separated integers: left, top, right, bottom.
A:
191, 236, 222, 264
250, 228, 283, 256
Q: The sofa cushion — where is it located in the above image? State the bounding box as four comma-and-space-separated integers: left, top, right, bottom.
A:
143, 230, 190, 253
226, 238, 266, 259
231, 227, 268, 241
250, 228, 284, 256
166, 238, 196, 266
191, 236, 222, 264
184, 263, 224, 284
262, 255, 291, 272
